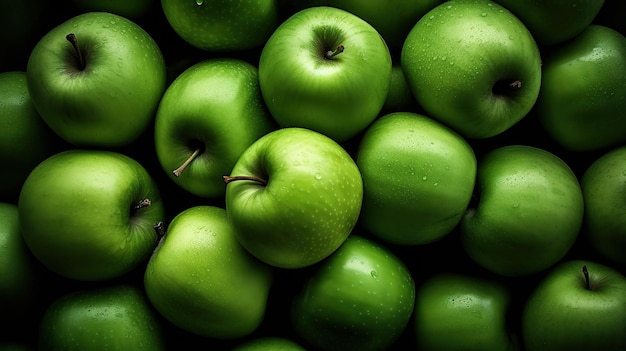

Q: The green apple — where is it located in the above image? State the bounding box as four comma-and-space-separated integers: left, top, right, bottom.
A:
38, 284, 166, 351
536, 25, 626, 152
224, 127, 363, 269
154, 58, 276, 199
0, 71, 60, 201
144, 206, 273, 339
18, 149, 164, 281
231, 337, 307, 351
291, 235, 415, 351
414, 273, 514, 351
401, 0, 542, 139
71, 0, 155, 18
522, 259, 626, 351
580, 146, 626, 267
258, 6, 392, 143
161, 0, 279, 51
461, 145, 584, 276
26, 11, 166, 148
381, 64, 418, 113
493, 0, 605, 46
356, 112, 476, 245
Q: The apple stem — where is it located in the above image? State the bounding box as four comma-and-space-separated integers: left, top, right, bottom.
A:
223, 175, 268, 186
172, 148, 202, 177
134, 198, 152, 210
153, 221, 166, 238
325, 44, 345, 59
582, 265, 590, 290
66, 33, 85, 70
509, 80, 522, 89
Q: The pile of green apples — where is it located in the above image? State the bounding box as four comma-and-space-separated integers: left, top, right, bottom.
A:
1, 0, 625, 350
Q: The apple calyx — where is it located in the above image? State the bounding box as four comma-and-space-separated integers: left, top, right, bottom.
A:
66, 33, 86, 70
172, 148, 202, 177
325, 44, 345, 60
582, 265, 591, 290
223, 175, 268, 186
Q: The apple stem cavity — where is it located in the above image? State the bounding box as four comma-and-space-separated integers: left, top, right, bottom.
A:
172, 148, 202, 178
223, 175, 268, 186
582, 265, 591, 290
493, 79, 522, 97
325, 44, 345, 60
66, 33, 86, 71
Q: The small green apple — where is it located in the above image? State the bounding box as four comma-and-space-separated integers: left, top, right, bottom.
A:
18, 149, 164, 281
231, 337, 307, 351
144, 206, 273, 339
381, 64, 418, 113
224, 127, 363, 269
401, 0, 542, 139
356, 112, 477, 245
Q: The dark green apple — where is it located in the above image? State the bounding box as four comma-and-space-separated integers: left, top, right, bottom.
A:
401, 0, 542, 139
231, 337, 307, 351
381, 64, 418, 113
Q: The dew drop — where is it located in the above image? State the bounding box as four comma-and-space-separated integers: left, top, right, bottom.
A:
513, 202, 520, 208
480, 12, 487, 17
315, 173, 322, 180
422, 176, 428, 181
196, 0, 204, 5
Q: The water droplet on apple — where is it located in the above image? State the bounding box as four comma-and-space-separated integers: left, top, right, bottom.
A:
315, 173, 322, 180
429, 15, 435, 20
370, 270, 378, 279
433, 182, 439, 187
422, 176, 428, 181
480, 12, 487, 17
513, 202, 520, 208
196, 0, 204, 5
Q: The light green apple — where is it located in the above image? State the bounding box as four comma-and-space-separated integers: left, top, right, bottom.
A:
144, 206, 273, 339
356, 112, 476, 245
522, 259, 626, 351
536, 25, 626, 151
224, 127, 363, 269
414, 273, 514, 351
161, 0, 280, 51
26, 11, 166, 148
18, 149, 164, 281
154, 58, 276, 199
461, 145, 584, 276
258, 6, 392, 143
401, 0, 542, 139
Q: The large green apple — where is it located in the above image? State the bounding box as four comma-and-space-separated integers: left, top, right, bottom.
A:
258, 6, 392, 143
581, 146, 626, 267
493, 0, 605, 46
161, 0, 279, 51
291, 235, 415, 351
401, 0, 542, 139
144, 206, 273, 339
18, 149, 164, 281
356, 112, 476, 245
522, 259, 626, 351
26, 11, 166, 148
536, 25, 626, 152
461, 145, 584, 276
154, 58, 276, 199
38, 284, 166, 351
224, 127, 363, 269
413, 273, 514, 351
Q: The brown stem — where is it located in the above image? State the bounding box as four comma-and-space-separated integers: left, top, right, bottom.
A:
153, 221, 166, 238
325, 44, 344, 59
66, 33, 85, 70
582, 265, 590, 290
223, 175, 268, 186
134, 198, 152, 210
172, 148, 201, 177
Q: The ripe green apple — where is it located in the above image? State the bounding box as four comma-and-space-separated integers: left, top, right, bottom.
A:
71, 0, 155, 18
493, 0, 605, 46
144, 206, 273, 339
414, 273, 514, 351
536, 25, 626, 152
258, 6, 392, 143
522, 259, 626, 351
224, 127, 363, 269
580, 146, 626, 267
154, 58, 276, 199
26, 11, 167, 148
0, 71, 60, 201
231, 337, 307, 351
18, 149, 164, 281
291, 235, 415, 351
461, 145, 584, 276
381, 64, 418, 113
161, 0, 279, 51
38, 284, 166, 351
401, 0, 542, 139
356, 112, 476, 245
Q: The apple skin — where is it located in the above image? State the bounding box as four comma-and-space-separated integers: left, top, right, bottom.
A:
144, 206, 273, 339
381, 64, 418, 113
522, 259, 626, 351
493, 0, 605, 46
38, 284, 166, 351
224, 127, 363, 269
461, 145, 584, 276
231, 337, 307, 351
258, 6, 392, 143
26, 11, 167, 148
18, 149, 164, 281
154, 58, 276, 199
414, 273, 514, 351
401, 0, 542, 139
536, 25, 626, 152
161, 0, 279, 51
580, 146, 626, 267
356, 112, 477, 245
